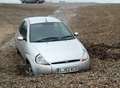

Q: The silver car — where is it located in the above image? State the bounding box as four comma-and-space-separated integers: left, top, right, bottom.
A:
15, 16, 90, 75
21, 0, 45, 3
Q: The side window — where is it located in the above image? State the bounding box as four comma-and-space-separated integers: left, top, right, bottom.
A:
19, 21, 27, 41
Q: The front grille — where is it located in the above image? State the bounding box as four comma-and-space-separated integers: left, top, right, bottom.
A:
51, 59, 80, 64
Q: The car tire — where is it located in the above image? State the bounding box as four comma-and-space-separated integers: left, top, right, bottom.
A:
37, 0, 40, 4
25, 61, 34, 76
22, 1, 25, 3
16, 48, 20, 54
37, 0, 44, 3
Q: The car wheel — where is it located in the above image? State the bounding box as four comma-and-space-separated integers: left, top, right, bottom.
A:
25, 61, 33, 76
16, 49, 20, 54
37, 0, 40, 3
22, 1, 24, 3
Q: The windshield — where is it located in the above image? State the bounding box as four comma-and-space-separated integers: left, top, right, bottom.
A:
30, 22, 74, 42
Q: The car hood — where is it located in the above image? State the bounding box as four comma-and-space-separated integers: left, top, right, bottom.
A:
30, 39, 86, 63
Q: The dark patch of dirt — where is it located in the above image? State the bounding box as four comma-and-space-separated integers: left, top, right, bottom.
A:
84, 42, 120, 60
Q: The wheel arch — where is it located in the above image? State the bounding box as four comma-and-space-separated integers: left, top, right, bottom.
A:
25, 54, 37, 75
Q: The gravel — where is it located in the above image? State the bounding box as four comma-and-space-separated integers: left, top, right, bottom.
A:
0, 3, 120, 88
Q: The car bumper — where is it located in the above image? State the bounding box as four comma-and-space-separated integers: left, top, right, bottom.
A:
32, 59, 90, 75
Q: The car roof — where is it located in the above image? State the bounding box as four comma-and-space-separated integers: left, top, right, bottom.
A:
25, 16, 61, 24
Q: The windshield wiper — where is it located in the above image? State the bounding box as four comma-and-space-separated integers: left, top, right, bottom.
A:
33, 37, 60, 42
60, 35, 74, 40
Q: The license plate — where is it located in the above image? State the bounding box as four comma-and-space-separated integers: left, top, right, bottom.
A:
57, 66, 79, 73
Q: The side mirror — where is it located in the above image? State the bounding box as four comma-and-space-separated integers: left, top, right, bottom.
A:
74, 32, 79, 36
17, 36, 24, 41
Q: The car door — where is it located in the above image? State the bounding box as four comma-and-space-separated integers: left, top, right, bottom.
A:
17, 21, 28, 59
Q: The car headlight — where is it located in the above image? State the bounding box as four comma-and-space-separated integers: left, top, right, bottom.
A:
35, 54, 49, 65
81, 51, 89, 62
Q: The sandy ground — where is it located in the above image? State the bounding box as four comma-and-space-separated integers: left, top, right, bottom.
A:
0, 3, 120, 88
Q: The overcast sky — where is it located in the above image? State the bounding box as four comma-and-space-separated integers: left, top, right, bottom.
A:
0, 0, 120, 3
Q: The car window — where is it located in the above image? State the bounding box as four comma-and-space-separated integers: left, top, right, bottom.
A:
30, 22, 74, 42
19, 21, 27, 41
